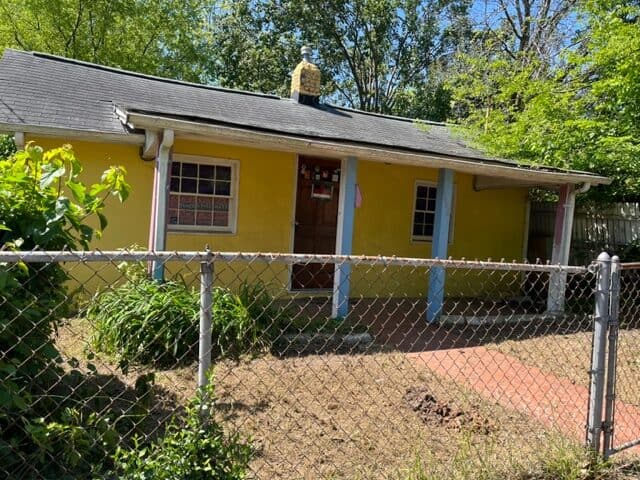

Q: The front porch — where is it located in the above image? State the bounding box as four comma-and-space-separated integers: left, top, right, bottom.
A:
126, 121, 607, 325
273, 291, 593, 355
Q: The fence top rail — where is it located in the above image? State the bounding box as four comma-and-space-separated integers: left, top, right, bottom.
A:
619, 262, 640, 270
0, 250, 590, 273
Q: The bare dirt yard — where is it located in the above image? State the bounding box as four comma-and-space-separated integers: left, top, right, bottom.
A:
55, 317, 585, 479
213, 352, 568, 479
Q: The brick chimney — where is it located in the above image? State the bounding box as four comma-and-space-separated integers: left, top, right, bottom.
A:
291, 46, 320, 105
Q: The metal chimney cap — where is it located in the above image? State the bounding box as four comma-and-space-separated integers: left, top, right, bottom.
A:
301, 45, 312, 62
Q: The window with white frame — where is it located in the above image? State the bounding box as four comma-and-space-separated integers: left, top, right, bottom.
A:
412, 182, 438, 239
168, 156, 237, 232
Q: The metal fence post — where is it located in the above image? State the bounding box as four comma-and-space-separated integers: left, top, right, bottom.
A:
198, 252, 214, 390
587, 251, 611, 453
602, 255, 620, 457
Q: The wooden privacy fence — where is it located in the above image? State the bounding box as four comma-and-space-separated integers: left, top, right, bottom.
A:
529, 201, 640, 265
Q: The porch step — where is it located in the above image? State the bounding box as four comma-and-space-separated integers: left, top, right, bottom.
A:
440, 312, 584, 327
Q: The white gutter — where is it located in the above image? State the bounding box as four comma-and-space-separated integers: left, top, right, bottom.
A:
124, 112, 611, 187
0, 122, 144, 145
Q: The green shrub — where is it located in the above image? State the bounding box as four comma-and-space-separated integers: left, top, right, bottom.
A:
89, 268, 287, 369
111, 383, 252, 480
25, 407, 119, 477
215, 281, 287, 357
0, 143, 129, 475
89, 274, 200, 370
0, 134, 16, 159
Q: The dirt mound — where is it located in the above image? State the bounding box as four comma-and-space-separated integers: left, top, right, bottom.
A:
404, 386, 496, 434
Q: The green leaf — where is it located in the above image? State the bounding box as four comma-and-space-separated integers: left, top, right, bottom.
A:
11, 391, 28, 411
39, 164, 65, 189
50, 197, 71, 224
89, 182, 107, 197
97, 212, 108, 231
66, 180, 86, 203
0, 270, 10, 290
0, 388, 11, 407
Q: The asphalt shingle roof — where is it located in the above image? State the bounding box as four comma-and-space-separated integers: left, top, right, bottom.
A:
0, 49, 503, 161
0, 49, 609, 185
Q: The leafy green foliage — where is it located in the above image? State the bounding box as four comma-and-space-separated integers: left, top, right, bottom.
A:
89, 266, 287, 369
26, 407, 119, 476
89, 272, 200, 371
0, 143, 129, 475
449, 1, 640, 202
0, 134, 16, 159
207, 0, 471, 119
111, 383, 251, 480
0, 0, 212, 83
0, 143, 129, 250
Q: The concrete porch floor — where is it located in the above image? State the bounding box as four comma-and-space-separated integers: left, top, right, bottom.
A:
284, 296, 590, 353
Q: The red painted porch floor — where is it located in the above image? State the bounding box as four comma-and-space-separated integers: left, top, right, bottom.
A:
407, 346, 640, 452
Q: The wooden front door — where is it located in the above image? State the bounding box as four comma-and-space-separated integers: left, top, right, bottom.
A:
292, 156, 341, 289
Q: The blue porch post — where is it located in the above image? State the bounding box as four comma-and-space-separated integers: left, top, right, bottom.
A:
426, 168, 455, 323
332, 156, 358, 318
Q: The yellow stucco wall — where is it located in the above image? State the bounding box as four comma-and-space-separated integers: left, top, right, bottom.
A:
167, 139, 297, 252
26, 136, 527, 298
350, 161, 527, 296
352, 161, 526, 260
29, 137, 155, 249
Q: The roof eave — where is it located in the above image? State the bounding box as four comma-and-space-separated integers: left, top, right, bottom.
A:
0, 122, 145, 145
123, 111, 611, 187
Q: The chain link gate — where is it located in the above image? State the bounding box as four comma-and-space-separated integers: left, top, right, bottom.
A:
587, 252, 640, 458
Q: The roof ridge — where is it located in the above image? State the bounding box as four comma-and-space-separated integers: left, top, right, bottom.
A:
11, 49, 450, 126
10, 49, 282, 101
324, 102, 449, 127
7, 49, 453, 127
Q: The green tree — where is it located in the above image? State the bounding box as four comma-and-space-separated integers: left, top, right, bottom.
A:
207, 0, 472, 120
448, 0, 578, 121
0, 0, 473, 120
0, 0, 213, 82
0, 143, 130, 475
449, 0, 640, 201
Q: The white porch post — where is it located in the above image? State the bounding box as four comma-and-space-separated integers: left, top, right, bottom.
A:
427, 168, 455, 323
332, 156, 358, 318
150, 129, 174, 280
546, 183, 576, 313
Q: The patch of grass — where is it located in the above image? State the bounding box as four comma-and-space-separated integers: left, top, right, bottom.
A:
89, 276, 200, 370
397, 437, 631, 480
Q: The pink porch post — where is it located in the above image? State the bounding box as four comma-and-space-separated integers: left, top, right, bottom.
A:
546, 184, 576, 313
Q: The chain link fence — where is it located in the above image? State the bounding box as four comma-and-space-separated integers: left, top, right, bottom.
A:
2, 248, 632, 479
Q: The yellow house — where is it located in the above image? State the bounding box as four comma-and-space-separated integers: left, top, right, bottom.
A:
0, 47, 609, 320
